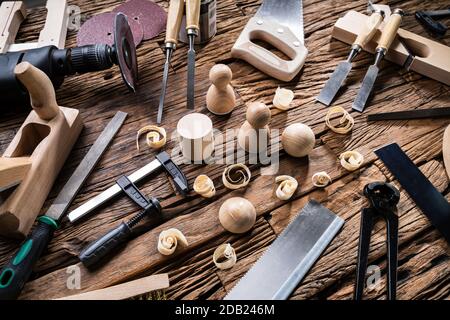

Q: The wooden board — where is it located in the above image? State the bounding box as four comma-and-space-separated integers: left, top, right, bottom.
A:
0, 0, 449, 300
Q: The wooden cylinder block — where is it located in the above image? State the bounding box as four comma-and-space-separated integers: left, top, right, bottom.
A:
177, 113, 214, 163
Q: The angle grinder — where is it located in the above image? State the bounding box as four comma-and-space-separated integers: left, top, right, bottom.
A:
0, 12, 138, 112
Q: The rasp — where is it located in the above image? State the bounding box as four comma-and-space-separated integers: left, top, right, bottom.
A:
375, 143, 450, 243
352, 9, 404, 112
157, 0, 184, 123
317, 9, 385, 106
224, 200, 344, 300
367, 107, 450, 121
231, 0, 308, 81
186, 0, 200, 110
0, 111, 127, 300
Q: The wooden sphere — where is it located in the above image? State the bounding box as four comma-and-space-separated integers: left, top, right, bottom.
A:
246, 102, 271, 129
237, 120, 269, 153
219, 197, 256, 234
281, 123, 315, 158
209, 64, 232, 88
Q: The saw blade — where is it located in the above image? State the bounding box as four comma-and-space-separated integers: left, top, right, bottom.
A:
255, 0, 304, 43
224, 200, 344, 300
316, 61, 352, 106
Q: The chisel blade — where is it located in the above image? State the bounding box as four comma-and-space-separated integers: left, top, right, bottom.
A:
316, 61, 352, 106
157, 52, 171, 124
187, 43, 196, 110
352, 65, 379, 112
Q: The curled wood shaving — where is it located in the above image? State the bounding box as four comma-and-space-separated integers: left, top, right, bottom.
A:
273, 87, 294, 110
325, 106, 354, 134
312, 171, 332, 187
136, 125, 167, 151
222, 164, 251, 190
213, 243, 237, 270
275, 175, 298, 200
157, 228, 188, 256
193, 175, 216, 198
340, 151, 364, 171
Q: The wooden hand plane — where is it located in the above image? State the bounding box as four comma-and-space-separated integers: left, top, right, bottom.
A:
0, 62, 83, 238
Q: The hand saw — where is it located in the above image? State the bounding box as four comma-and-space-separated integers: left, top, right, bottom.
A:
231, 0, 308, 82
224, 200, 344, 300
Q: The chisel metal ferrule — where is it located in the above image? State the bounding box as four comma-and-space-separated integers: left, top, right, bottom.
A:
187, 28, 199, 37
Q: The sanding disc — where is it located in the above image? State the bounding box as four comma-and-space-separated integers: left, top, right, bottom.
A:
112, 0, 167, 40
77, 12, 144, 47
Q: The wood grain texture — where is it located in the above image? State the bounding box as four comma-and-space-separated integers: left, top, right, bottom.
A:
0, 0, 449, 299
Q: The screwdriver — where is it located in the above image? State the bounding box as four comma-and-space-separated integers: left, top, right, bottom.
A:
186, 0, 201, 110
157, 0, 184, 124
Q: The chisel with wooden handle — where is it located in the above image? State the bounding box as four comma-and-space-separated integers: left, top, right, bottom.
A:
352, 8, 404, 112
157, 0, 184, 123
317, 9, 385, 106
186, 0, 201, 110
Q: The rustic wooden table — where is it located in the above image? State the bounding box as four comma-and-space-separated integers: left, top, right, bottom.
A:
0, 0, 449, 300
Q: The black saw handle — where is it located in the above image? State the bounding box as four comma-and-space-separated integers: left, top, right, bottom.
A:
79, 222, 132, 268
0, 217, 57, 300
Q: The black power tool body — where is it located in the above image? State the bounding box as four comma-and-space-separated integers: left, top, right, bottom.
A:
0, 13, 138, 112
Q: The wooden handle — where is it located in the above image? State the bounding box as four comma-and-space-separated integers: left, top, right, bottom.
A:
353, 10, 384, 48
186, 0, 201, 31
231, 17, 308, 82
165, 0, 184, 45
14, 62, 59, 120
377, 9, 403, 51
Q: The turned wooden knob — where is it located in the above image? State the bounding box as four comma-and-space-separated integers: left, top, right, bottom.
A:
14, 62, 59, 120
246, 102, 271, 129
206, 64, 236, 115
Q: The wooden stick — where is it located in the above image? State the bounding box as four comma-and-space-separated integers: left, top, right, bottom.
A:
54, 274, 170, 300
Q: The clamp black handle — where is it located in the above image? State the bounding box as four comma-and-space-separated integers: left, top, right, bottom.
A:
156, 152, 189, 196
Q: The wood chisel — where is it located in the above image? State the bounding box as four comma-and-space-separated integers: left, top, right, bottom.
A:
367, 107, 450, 121
316, 9, 385, 106
157, 0, 184, 124
352, 9, 404, 113
224, 200, 344, 300
375, 143, 450, 243
0, 111, 127, 300
186, 0, 201, 110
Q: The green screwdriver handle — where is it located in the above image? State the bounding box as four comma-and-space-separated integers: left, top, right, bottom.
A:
0, 217, 57, 300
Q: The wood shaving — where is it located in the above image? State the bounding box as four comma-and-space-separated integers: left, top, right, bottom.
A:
193, 175, 216, 198
340, 151, 364, 171
222, 164, 251, 190
136, 125, 167, 151
325, 106, 354, 134
157, 228, 188, 256
213, 243, 237, 270
312, 171, 332, 187
275, 175, 298, 200
273, 87, 294, 110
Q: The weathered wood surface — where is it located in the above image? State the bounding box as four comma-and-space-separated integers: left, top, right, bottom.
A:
0, 0, 449, 300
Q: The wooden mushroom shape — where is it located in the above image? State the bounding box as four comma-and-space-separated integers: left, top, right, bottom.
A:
0, 62, 83, 238
206, 64, 236, 115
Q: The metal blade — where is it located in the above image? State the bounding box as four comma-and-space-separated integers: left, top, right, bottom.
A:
352, 65, 379, 112
367, 107, 450, 121
224, 200, 344, 300
187, 37, 196, 110
316, 61, 352, 106
157, 49, 172, 124
46, 112, 127, 221
255, 0, 304, 43
68, 158, 162, 223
